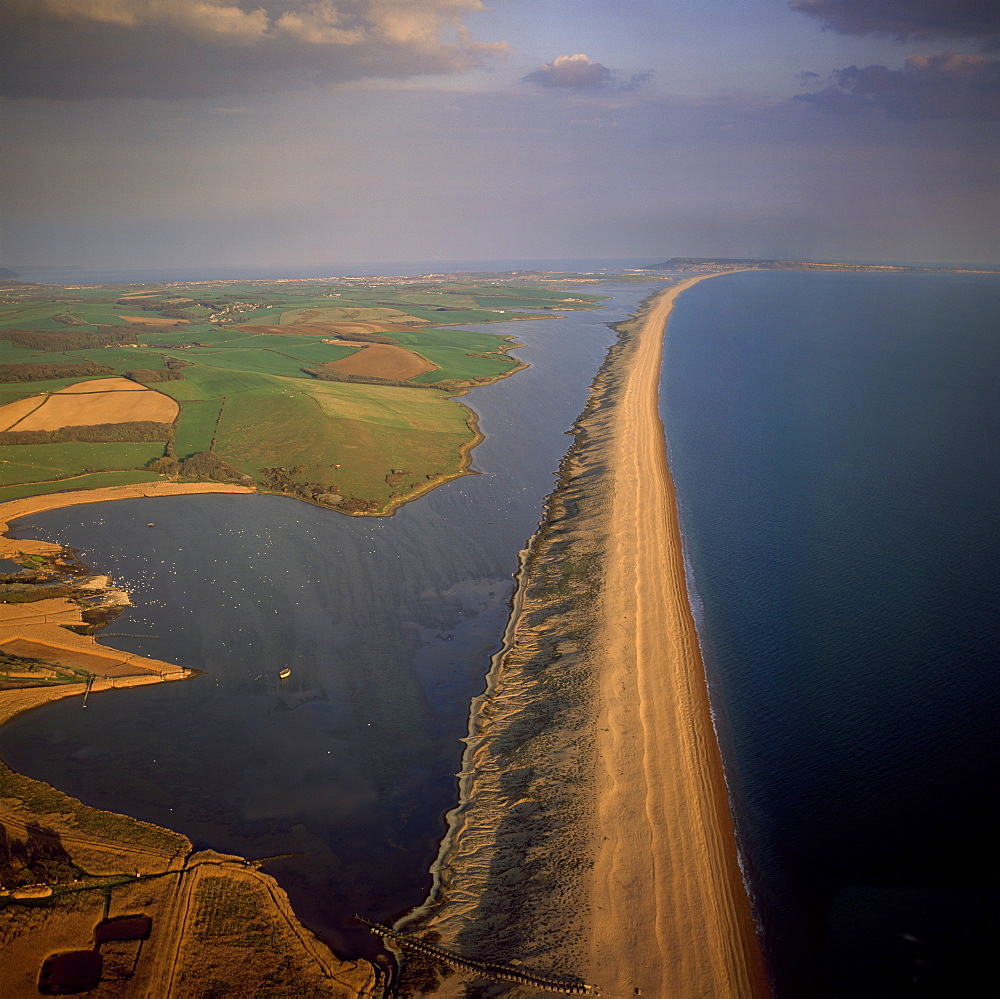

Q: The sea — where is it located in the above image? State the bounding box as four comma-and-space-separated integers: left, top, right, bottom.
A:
661, 270, 1000, 997
1, 269, 997, 994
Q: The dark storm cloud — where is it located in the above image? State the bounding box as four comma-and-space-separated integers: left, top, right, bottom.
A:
796, 51, 1000, 119
790, 0, 1000, 49
522, 54, 651, 92
0, 0, 508, 99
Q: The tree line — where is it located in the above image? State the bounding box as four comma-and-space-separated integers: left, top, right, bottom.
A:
0, 327, 139, 352
124, 368, 184, 384
145, 451, 254, 486
0, 422, 172, 445
0, 362, 115, 383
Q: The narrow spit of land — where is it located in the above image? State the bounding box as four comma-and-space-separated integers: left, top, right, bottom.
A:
395, 276, 766, 998
588, 277, 766, 996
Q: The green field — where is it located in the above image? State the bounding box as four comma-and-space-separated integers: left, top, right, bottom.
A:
0, 470, 164, 501
0, 276, 604, 512
0, 442, 166, 486
173, 398, 225, 458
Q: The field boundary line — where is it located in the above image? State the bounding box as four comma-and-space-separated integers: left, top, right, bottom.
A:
3, 395, 50, 433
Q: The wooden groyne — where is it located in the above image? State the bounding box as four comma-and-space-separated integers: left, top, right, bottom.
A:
356, 917, 599, 995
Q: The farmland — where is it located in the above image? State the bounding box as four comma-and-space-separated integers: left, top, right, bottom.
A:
0, 276, 603, 513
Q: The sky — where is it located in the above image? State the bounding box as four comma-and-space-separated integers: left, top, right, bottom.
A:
1, 0, 999, 273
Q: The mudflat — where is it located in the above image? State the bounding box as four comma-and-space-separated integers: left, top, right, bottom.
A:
587, 276, 766, 996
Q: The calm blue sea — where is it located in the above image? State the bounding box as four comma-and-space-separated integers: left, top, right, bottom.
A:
661, 271, 1000, 998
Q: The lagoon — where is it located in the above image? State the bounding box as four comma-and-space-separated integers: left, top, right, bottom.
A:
0, 285, 648, 958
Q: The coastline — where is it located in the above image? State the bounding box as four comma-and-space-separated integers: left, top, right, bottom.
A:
588, 276, 765, 995
396, 275, 766, 997
0, 479, 380, 996
0, 484, 257, 724
0, 481, 254, 561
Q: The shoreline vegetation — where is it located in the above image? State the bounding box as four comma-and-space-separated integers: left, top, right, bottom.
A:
0, 482, 381, 996
395, 276, 767, 997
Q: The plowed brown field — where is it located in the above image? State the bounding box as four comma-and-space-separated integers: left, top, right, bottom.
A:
0, 377, 179, 431
322, 344, 437, 380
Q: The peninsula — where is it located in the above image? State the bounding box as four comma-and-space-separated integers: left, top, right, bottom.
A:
0, 277, 601, 515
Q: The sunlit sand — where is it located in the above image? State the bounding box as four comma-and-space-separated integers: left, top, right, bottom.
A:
588, 275, 766, 996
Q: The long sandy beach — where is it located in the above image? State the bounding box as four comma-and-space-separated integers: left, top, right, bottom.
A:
588, 276, 766, 996
393, 276, 766, 998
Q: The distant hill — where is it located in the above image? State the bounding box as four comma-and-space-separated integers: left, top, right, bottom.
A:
648, 257, 998, 274
649, 257, 905, 271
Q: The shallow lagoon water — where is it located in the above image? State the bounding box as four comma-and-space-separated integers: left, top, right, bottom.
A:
0, 285, 649, 958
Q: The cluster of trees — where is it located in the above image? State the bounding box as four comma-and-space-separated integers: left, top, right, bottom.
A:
0, 326, 139, 352
303, 366, 432, 389
0, 421, 173, 445
123, 301, 200, 320
261, 465, 333, 500
53, 312, 88, 326
0, 362, 115, 383
328, 330, 399, 344
124, 368, 184, 384
146, 451, 254, 486
260, 465, 361, 507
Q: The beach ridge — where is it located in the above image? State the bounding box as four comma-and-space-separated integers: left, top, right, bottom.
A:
590, 276, 766, 995
395, 275, 766, 997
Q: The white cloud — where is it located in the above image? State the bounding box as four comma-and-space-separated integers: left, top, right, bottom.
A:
522, 53, 651, 93
523, 53, 613, 89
